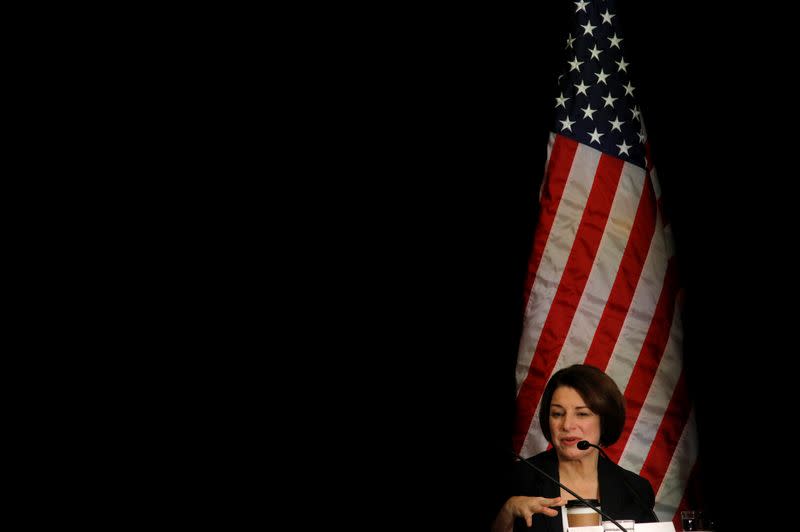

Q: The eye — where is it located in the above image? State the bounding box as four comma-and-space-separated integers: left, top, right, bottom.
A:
550, 412, 563, 418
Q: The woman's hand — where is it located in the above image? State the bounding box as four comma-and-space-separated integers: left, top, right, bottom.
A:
494, 496, 564, 530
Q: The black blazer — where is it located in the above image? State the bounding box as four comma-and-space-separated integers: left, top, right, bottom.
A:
512, 449, 656, 532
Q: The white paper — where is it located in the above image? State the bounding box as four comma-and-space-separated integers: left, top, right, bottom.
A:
568, 523, 675, 532
631, 523, 676, 532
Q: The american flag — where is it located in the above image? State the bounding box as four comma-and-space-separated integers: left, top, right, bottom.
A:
512, 1, 699, 527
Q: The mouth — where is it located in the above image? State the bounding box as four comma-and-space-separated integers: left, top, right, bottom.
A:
560, 437, 580, 446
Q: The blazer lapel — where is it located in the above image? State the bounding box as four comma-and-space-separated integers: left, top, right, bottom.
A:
598, 455, 625, 522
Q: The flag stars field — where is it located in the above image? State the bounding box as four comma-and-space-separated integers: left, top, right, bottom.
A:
551, 1, 646, 166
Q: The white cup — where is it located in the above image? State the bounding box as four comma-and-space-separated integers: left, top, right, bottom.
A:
566, 499, 601, 527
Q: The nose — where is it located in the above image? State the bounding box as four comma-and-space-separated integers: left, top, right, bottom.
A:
561, 412, 577, 431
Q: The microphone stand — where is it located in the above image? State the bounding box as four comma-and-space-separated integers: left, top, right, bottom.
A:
512, 451, 629, 531
578, 441, 659, 523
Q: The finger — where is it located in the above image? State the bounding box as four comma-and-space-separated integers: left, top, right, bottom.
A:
525, 514, 533, 527
543, 507, 559, 517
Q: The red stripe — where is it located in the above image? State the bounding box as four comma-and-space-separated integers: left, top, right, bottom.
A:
513, 151, 624, 452
640, 368, 693, 493
603, 256, 680, 462
521, 135, 579, 311
583, 173, 657, 370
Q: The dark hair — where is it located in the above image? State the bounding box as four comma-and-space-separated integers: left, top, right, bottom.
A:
538, 364, 625, 447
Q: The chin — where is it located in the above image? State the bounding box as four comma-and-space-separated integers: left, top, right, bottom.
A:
557, 448, 581, 460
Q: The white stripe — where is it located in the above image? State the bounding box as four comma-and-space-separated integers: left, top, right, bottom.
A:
654, 408, 699, 522
559, 157, 645, 364
605, 205, 669, 388
619, 301, 684, 473
649, 166, 662, 200
515, 139, 602, 395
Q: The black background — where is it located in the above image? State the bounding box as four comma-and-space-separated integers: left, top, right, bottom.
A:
55, 3, 795, 529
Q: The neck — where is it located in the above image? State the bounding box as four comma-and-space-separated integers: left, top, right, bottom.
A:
558, 451, 599, 479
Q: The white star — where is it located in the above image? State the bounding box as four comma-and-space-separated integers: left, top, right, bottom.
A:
637, 130, 646, 144
601, 9, 615, 24
566, 33, 576, 49
617, 140, 631, 156
581, 21, 597, 36
615, 57, 629, 73
588, 45, 602, 60
609, 117, 624, 132
574, 80, 590, 96
624, 81, 635, 96
575, 0, 590, 12
581, 104, 597, 120
568, 57, 584, 72
594, 69, 610, 85
588, 128, 604, 145
602, 93, 617, 108
630, 105, 641, 121
608, 33, 623, 48
555, 93, 570, 109
560, 116, 576, 132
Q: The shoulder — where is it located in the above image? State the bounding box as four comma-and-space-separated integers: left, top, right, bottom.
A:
514, 448, 558, 471
527, 448, 557, 465
511, 449, 562, 498
512, 449, 558, 486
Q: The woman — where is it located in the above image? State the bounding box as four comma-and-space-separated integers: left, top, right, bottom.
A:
492, 364, 657, 531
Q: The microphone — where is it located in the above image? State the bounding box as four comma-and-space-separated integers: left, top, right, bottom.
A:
511, 450, 629, 532
577, 440, 659, 522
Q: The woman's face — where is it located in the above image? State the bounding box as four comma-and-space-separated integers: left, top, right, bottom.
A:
548, 385, 601, 461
